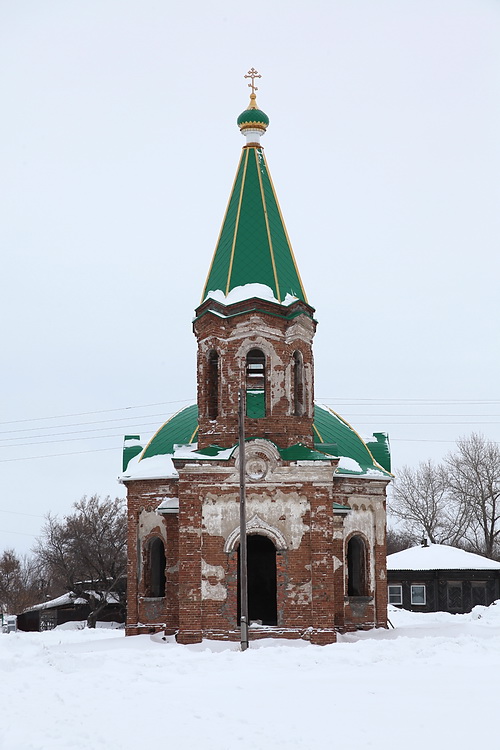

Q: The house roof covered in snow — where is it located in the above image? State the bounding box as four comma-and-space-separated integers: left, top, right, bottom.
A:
387, 543, 500, 571
121, 402, 392, 481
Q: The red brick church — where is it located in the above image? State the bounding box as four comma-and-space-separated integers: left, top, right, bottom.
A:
121, 72, 392, 645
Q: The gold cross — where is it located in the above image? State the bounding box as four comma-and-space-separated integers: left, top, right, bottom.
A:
244, 67, 262, 95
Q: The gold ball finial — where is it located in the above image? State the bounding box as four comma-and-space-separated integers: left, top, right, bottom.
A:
237, 68, 269, 137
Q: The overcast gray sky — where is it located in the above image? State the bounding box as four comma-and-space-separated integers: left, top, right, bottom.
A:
1, 0, 499, 553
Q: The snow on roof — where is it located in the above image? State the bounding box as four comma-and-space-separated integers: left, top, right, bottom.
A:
25, 593, 88, 612
172, 443, 236, 460
204, 283, 299, 308
25, 591, 120, 613
120, 453, 179, 481
387, 543, 500, 571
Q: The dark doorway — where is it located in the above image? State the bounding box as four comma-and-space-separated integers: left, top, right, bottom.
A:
237, 535, 277, 626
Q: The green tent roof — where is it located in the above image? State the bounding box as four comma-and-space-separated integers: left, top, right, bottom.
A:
202, 146, 307, 305
131, 403, 391, 478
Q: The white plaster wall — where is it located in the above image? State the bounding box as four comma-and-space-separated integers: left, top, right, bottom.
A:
286, 580, 312, 605
201, 559, 227, 601
202, 490, 310, 550
138, 509, 166, 542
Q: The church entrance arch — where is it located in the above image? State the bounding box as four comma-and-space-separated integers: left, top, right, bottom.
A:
237, 534, 278, 626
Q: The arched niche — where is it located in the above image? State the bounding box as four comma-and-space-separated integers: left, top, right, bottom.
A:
224, 515, 287, 553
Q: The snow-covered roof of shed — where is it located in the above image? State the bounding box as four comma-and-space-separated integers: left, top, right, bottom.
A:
23, 591, 120, 613
387, 544, 500, 571
24, 592, 88, 612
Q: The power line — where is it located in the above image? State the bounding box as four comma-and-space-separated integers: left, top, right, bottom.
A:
2, 418, 498, 451
0, 509, 45, 519
1, 433, 499, 464
318, 398, 500, 405
319, 412, 500, 417
2, 396, 499, 430
0, 446, 120, 463
391, 438, 500, 444
0, 418, 173, 444
0, 410, 179, 436
2, 410, 499, 440
0, 398, 195, 427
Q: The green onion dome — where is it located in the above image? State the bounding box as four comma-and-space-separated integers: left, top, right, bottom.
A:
237, 93, 269, 133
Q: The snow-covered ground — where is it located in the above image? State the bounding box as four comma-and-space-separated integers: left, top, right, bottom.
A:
1, 605, 499, 750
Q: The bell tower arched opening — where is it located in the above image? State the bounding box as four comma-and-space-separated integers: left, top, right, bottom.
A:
292, 350, 305, 416
246, 349, 266, 418
207, 350, 219, 419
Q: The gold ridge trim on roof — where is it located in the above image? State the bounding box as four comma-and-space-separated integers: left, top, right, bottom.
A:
140, 405, 192, 460
265, 154, 308, 304
254, 148, 281, 301
226, 148, 250, 295
201, 150, 245, 303
312, 423, 324, 443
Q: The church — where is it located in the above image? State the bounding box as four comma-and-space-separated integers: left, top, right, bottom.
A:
121, 71, 392, 645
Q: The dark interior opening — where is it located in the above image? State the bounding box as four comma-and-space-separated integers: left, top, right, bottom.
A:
148, 537, 166, 597
237, 534, 277, 626
207, 350, 219, 419
293, 350, 304, 416
347, 535, 367, 596
246, 349, 266, 418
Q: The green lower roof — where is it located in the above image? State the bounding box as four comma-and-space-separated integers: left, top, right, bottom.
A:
132, 403, 391, 478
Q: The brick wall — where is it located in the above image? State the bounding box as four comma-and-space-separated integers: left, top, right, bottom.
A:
124, 461, 388, 643
194, 297, 317, 449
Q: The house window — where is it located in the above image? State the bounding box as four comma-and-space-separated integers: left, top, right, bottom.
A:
246, 349, 266, 418
292, 350, 305, 416
207, 350, 219, 419
388, 584, 403, 605
147, 537, 166, 598
347, 535, 368, 596
411, 584, 426, 606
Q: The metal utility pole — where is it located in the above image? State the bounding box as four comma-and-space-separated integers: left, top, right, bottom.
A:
238, 387, 249, 651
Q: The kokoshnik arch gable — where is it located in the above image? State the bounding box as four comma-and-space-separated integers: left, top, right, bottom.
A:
120, 70, 392, 645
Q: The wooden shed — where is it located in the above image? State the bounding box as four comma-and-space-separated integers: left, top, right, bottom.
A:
17, 592, 124, 632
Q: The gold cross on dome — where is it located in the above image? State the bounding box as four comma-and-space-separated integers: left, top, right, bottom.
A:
244, 67, 262, 94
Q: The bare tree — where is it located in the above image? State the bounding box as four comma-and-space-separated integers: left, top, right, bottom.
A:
35, 495, 127, 627
0, 549, 42, 614
445, 433, 500, 559
386, 528, 415, 555
389, 460, 464, 544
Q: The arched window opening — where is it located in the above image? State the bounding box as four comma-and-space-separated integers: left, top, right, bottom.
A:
147, 537, 166, 598
207, 350, 219, 419
237, 535, 277, 626
292, 350, 305, 416
347, 535, 368, 596
246, 349, 266, 418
